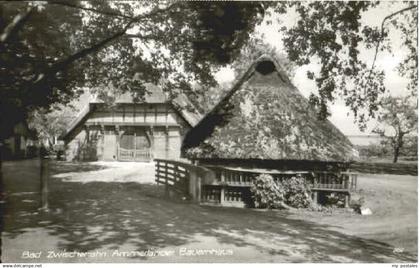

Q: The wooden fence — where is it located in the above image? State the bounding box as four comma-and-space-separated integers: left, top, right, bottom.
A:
119, 147, 151, 162
154, 159, 212, 199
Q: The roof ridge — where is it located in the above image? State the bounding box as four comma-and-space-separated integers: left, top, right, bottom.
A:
190, 54, 291, 129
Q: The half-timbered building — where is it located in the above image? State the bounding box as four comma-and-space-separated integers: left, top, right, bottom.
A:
62, 84, 201, 162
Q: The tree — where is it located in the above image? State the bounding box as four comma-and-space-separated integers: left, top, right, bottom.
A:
1, 1, 417, 140
0, 1, 267, 228
0, 1, 267, 142
400, 135, 418, 160
27, 106, 76, 148
274, 1, 417, 127
373, 96, 417, 163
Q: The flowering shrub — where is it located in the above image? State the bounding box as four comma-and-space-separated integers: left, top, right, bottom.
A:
280, 175, 311, 208
251, 174, 311, 209
251, 174, 285, 208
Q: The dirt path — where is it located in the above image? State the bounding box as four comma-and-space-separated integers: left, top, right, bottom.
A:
1, 160, 417, 263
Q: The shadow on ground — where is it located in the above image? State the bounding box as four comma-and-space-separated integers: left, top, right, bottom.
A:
1, 160, 417, 263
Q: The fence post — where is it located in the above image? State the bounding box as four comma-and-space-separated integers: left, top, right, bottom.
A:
313, 173, 318, 188
344, 194, 350, 208
188, 168, 200, 202
312, 191, 319, 205
352, 174, 358, 190
197, 173, 202, 202
220, 171, 225, 205
164, 162, 169, 197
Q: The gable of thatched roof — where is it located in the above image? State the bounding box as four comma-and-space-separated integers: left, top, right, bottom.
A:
91, 84, 167, 104
61, 84, 202, 141
182, 55, 358, 162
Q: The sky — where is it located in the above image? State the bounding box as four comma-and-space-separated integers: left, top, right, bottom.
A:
214, 1, 415, 136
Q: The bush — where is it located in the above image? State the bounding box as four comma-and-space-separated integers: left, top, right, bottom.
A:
250, 174, 311, 209
280, 176, 311, 208
250, 174, 285, 209
323, 192, 347, 208
356, 144, 390, 159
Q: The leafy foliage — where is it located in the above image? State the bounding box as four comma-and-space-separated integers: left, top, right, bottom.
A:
356, 144, 391, 159
0, 1, 267, 140
27, 106, 76, 147
189, 1, 268, 65
0, 1, 417, 142
356, 135, 417, 161
251, 174, 285, 209
273, 1, 417, 127
280, 175, 311, 208
0, 2, 85, 139
373, 96, 417, 163
400, 135, 418, 160
251, 174, 311, 209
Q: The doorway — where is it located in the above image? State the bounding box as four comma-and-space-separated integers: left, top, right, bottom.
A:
118, 127, 151, 161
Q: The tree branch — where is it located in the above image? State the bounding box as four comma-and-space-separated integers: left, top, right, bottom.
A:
369, 4, 417, 72
49, 1, 179, 21
31, 2, 180, 86
33, 20, 134, 85
124, 33, 157, 40
0, 6, 35, 44
48, 1, 133, 20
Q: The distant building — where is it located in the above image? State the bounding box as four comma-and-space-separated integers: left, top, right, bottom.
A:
1, 122, 36, 160
61, 84, 201, 162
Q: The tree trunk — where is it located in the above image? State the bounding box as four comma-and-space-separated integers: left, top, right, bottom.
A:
0, 140, 4, 263
393, 145, 400, 163
393, 133, 405, 163
39, 147, 49, 211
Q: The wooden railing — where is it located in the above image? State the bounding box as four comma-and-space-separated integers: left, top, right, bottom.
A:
154, 160, 358, 208
310, 171, 358, 192
119, 147, 151, 162
205, 167, 357, 189
155, 159, 189, 194
154, 159, 212, 199
201, 166, 358, 207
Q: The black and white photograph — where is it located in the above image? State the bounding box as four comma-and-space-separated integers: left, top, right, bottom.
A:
0, 0, 418, 265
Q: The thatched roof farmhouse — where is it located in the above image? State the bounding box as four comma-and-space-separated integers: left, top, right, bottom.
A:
182, 55, 358, 163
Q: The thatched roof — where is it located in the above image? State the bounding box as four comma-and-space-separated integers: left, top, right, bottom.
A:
182, 55, 358, 162
91, 84, 166, 104
89, 84, 202, 126
61, 84, 202, 141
